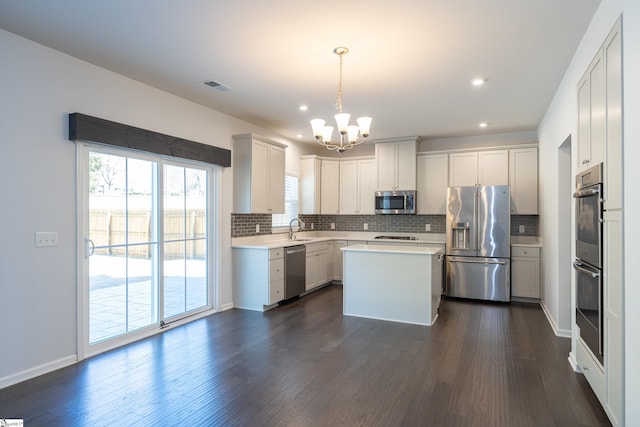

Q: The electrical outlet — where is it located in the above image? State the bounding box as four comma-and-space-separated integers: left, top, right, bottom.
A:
519, 225, 525, 234
331, 223, 336, 230
311, 223, 314, 230
35, 231, 59, 247
363, 223, 368, 231
256, 224, 260, 233
425, 224, 431, 232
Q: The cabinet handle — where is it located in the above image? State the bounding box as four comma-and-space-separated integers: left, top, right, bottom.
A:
583, 366, 589, 372
582, 159, 590, 165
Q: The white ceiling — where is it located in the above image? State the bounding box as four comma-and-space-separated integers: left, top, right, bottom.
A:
0, 0, 600, 144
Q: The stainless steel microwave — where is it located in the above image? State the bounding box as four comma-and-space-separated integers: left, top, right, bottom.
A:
374, 190, 416, 214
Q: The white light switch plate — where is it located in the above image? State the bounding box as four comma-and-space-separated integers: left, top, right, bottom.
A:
425, 224, 431, 231
363, 223, 368, 230
35, 231, 58, 247
331, 223, 335, 230
519, 225, 525, 233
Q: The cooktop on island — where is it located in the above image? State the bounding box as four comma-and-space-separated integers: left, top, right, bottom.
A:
373, 235, 417, 241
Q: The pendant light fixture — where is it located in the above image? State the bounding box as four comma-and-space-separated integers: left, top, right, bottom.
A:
310, 47, 372, 154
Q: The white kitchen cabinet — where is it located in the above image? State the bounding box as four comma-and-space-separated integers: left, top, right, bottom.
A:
320, 160, 340, 214
510, 246, 540, 299
232, 134, 286, 214
509, 148, 538, 214
577, 337, 605, 404
357, 159, 376, 214
305, 241, 330, 291
340, 158, 376, 214
326, 241, 335, 281
375, 138, 417, 191
449, 150, 508, 187
603, 209, 623, 426
416, 153, 448, 214
448, 152, 477, 187
577, 47, 605, 172
478, 150, 509, 185
575, 19, 623, 427
604, 20, 623, 211
333, 240, 347, 282
299, 156, 321, 214
232, 247, 284, 311
339, 160, 358, 214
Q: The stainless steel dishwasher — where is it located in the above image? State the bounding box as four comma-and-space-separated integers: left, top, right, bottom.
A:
284, 245, 306, 299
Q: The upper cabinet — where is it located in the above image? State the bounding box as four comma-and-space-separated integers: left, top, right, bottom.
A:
232, 134, 286, 214
604, 20, 623, 211
416, 153, 448, 215
375, 138, 418, 191
449, 150, 509, 187
340, 158, 376, 214
320, 160, 340, 214
299, 156, 321, 214
509, 148, 538, 214
300, 156, 341, 214
577, 47, 605, 172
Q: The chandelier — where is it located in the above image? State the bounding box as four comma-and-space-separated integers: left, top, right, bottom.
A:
310, 47, 372, 154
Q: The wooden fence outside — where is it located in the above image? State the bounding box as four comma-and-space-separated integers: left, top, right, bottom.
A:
90, 209, 206, 259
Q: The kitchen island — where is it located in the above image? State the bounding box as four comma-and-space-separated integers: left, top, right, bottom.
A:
341, 244, 444, 326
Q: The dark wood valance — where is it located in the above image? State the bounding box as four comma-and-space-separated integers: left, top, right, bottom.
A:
68, 113, 231, 167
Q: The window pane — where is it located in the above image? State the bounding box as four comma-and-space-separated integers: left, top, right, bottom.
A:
164, 164, 186, 239
88, 151, 157, 344
273, 175, 299, 227
163, 165, 209, 320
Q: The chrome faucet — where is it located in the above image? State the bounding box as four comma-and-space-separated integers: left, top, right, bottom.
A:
289, 218, 304, 240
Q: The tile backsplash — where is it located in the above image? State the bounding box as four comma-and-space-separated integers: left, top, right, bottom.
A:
232, 213, 539, 238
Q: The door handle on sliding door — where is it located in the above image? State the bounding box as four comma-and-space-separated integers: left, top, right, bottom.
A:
85, 238, 95, 258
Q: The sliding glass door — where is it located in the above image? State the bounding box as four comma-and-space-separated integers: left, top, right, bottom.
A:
80, 145, 214, 353
162, 164, 208, 321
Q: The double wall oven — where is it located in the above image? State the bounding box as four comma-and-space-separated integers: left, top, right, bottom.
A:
573, 163, 604, 364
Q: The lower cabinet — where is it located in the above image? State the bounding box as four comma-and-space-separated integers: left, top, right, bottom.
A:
577, 337, 605, 404
511, 246, 540, 299
306, 241, 330, 291
268, 252, 284, 304
233, 247, 284, 311
333, 240, 347, 282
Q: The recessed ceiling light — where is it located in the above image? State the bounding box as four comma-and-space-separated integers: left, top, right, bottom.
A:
296, 134, 304, 138
471, 78, 486, 87
479, 122, 489, 128
299, 105, 308, 111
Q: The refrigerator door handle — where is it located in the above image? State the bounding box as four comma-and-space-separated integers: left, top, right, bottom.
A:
448, 258, 507, 265
473, 190, 479, 253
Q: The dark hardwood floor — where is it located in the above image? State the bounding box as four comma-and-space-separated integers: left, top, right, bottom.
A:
0, 284, 610, 426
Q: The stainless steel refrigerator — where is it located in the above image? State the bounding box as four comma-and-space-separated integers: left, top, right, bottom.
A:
445, 185, 511, 302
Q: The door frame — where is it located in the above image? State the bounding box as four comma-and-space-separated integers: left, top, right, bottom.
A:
75, 142, 219, 361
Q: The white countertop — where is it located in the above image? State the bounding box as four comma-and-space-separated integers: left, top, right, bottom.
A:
510, 236, 543, 247
232, 232, 541, 249
341, 244, 444, 255
232, 232, 446, 249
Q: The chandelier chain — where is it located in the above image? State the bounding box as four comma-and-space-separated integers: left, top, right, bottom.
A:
335, 51, 344, 113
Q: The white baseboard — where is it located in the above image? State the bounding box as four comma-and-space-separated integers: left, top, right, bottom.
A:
218, 302, 234, 312
0, 355, 77, 390
568, 351, 579, 372
540, 300, 572, 338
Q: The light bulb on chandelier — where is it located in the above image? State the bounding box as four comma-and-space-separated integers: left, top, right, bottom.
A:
310, 47, 372, 154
